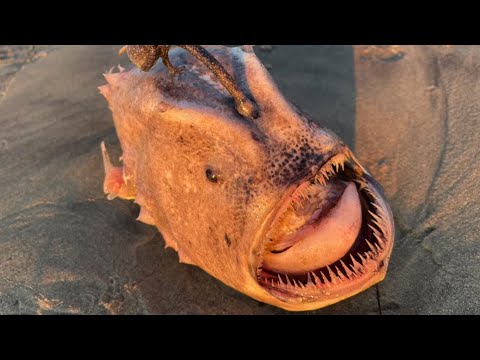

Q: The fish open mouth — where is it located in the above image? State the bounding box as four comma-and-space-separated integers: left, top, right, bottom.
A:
257, 152, 394, 304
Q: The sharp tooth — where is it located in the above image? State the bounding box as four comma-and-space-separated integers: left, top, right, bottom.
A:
358, 253, 368, 266
370, 202, 387, 217
375, 243, 383, 253
277, 274, 285, 286
371, 230, 382, 242
307, 272, 313, 286
372, 230, 387, 248
366, 239, 377, 255
368, 223, 383, 238
290, 199, 302, 211
326, 266, 338, 284
298, 189, 306, 200
311, 272, 322, 287
292, 279, 304, 288
349, 267, 358, 278
350, 254, 363, 273
340, 260, 354, 279
340, 161, 345, 171
368, 210, 384, 226
358, 182, 368, 191
295, 279, 305, 289
285, 275, 293, 288
320, 271, 331, 287
335, 266, 346, 281
327, 166, 334, 176
379, 237, 387, 248
372, 219, 386, 232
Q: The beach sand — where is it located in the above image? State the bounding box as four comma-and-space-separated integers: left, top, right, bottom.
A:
0, 45, 478, 314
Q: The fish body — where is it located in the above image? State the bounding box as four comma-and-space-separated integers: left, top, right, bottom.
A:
99, 45, 394, 311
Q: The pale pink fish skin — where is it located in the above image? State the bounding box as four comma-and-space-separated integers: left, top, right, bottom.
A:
99, 46, 394, 311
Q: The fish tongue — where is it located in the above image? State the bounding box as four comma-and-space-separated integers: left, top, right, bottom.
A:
263, 182, 362, 275
270, 179, 348, 251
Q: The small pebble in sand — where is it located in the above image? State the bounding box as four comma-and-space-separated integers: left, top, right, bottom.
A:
0, 139, 7, 151
258, 45, 273, 52
360, 45, 405, 62
34, 51, 48, 60
0, 47, 14, 60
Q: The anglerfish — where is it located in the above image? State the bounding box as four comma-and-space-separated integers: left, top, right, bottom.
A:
99, 45, 395, 311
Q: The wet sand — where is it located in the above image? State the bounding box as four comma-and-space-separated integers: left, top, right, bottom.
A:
0, 45, 478, 314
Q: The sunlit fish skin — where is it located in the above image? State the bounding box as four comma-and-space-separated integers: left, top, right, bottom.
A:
99, 45, 394, 311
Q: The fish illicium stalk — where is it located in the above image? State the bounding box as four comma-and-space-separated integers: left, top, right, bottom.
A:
119, 45, 259, 119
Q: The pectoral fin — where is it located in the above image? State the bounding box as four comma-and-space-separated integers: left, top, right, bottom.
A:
101, 141, 136, 200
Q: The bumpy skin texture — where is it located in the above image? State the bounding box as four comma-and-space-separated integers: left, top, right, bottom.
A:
99, 46, 394, 311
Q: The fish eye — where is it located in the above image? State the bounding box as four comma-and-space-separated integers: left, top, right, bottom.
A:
205, 168, 219, 183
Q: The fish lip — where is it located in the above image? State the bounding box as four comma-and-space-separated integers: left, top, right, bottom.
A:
252, 149, 395, 307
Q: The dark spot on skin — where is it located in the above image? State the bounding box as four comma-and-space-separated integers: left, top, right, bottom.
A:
265, 139, 328, 187
251, 132, 264, 143
379, 260, 385, 268
235, 177, 243, 188
224, 234, 232, 247
206, 168, 218, 183
247, 177, 254, 185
